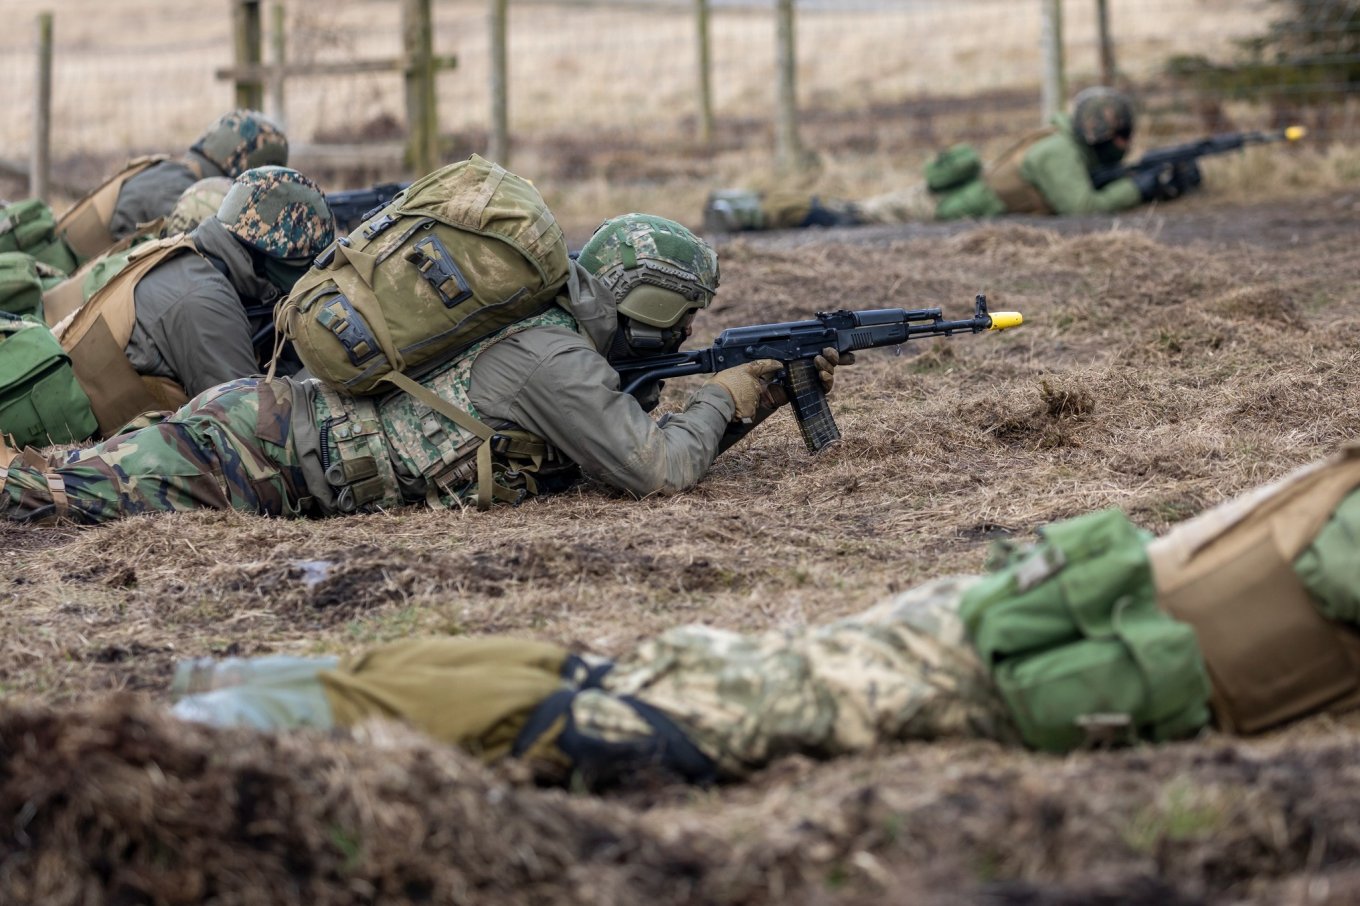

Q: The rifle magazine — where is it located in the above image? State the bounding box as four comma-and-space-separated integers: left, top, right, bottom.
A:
785, 359, 840, 453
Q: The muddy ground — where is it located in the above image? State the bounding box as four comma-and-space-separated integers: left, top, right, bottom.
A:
2, 194, 1360, 903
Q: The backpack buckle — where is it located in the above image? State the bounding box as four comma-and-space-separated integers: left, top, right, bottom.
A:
490, 433, 512, 454
362, 213, 398, 239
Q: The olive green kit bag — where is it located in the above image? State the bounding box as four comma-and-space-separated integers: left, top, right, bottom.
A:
960, 508, 1212, 752
0, 252, 66, 319
924, 144, 1007, 221
0, 312, 97, 448
277, 154, 571, 396
0, 199, 79, 275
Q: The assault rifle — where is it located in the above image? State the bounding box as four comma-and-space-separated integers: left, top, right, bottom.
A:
1090, 125, 1306, 190
614, 294, 1023, 453
325, 181, 412, 232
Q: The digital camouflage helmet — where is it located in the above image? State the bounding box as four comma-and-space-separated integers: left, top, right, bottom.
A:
191, 110, 289, 179
1072, 88, 1135, 164
578, 214, 719, 352
162, 176, 233, 237
217, 166, 335, 262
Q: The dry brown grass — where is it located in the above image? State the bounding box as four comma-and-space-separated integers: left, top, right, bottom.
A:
3, 193, 1360, 901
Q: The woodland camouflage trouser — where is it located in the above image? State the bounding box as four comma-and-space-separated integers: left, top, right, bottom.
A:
0, 378, 309, 523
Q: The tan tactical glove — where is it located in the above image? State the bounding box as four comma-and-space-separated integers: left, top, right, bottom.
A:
815, 347, 852, 394
760, 347, 853, 410
707, 359, 783, 421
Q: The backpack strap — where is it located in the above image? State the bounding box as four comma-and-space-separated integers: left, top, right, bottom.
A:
54, 155, 168, 262
382, 369, 545, 510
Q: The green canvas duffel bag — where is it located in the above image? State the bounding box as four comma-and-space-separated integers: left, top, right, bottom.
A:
961, 508, 1212, 752
0, 312, 97, 448
925, 144, 984, 194
933, 179, 1008, 221
0, 252, 66, 319
0, 199, 78, 275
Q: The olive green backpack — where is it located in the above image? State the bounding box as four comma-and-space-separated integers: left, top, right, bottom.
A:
0, 312, 97, 448
277, 154, 571, 396
0, 199, 79, 275
0, 252, 66, 319
960, 508, 1212, 752
923, 144, 1008, 221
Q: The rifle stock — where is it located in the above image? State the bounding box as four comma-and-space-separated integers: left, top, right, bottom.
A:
616, 294, 1023, 452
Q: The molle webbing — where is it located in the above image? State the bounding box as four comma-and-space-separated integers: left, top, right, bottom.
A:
53, 155, 170, 263
376, 308, 569, 511
56, 235, 196, 435
985, 127, 1058, 215
1148, 441, 1360, 734
313, 386, 403, 514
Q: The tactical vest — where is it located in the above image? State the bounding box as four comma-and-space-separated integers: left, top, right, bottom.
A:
985, 127, 1058, 215
312, 307, 576, 514
42, 219, 163, 328
54, 234, 196, 437
54, 155, 197, 264
1147, 440, 1360, 734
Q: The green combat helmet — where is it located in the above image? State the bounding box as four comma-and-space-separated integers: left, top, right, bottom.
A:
577, 213, 719, 353
162, 176, 233, 236
1072, 87, 1135, 164
702, 189, 765, 234
191, 109, 289, 179
217, 166, 335, 262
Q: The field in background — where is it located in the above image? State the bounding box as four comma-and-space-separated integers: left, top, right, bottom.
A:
3, 0, 1341, 237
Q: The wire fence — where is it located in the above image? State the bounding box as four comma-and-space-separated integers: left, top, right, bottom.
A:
0, 0, 1356, 192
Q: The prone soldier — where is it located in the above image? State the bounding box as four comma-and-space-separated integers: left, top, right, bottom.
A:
704, 87, 1200, 232
0, 158, 841, 521
162, 440, 1360, 787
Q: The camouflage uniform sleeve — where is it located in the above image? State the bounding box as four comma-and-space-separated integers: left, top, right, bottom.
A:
128, 259, 259, 397
109, 161, 200, 240
468, 325, 735, 497
1020, 132, 1142, 215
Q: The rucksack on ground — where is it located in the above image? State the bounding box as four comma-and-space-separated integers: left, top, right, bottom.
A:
0, 312, 97, 449
0, 252, 66, 320
960, 508, 1212, 752
277, 154, 571, 396
0, 199, 79, 275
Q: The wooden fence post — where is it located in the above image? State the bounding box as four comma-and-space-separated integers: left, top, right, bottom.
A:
1095, 0, 1116, 86
268, 1, 286, 126
694, 0, 714, 144
774, 0, 802, 168
403, 0, 438, 175
1040, 0, 1066, 124
232, 0, 264, 109
488, 0, 509, 164
31, 11, 53, 201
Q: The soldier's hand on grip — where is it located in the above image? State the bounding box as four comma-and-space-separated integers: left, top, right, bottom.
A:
707, 359, 783, 421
